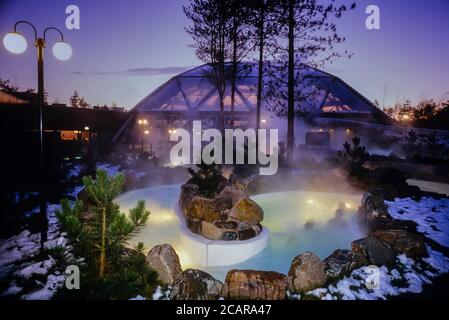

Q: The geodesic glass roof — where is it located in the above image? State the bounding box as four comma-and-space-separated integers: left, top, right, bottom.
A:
132, 63, 386, 118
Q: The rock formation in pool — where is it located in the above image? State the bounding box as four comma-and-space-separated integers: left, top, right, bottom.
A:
179, 163, 264, 241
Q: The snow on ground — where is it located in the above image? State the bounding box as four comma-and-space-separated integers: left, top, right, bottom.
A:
96, 163, 121, 177
386, 197, 449, 248
0, 205, 71, 300
297, 196, 449, 300
20, 274, 66, 300
1, 162, 125, 300
0, 230, 40, 270
67, 164, 82, 178
303, 247, 449, 300
67, 186, 84, 198
14, 258, 55, 279
152, 285, 171, 300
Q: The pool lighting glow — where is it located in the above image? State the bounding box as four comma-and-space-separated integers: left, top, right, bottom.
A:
150, 211, 176, 224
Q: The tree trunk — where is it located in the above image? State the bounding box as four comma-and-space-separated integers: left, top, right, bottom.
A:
231, 24, 237, 129
287, 0, 295, 163
218, 15, 226, 134
99, 206, 106, 278
256, 3, 265, 152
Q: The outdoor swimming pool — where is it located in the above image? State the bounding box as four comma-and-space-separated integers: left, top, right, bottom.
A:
116, 185, 365, 281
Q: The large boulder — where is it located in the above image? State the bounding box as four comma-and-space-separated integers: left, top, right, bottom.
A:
201, 221, 224, 240
238, 228, 257, 241
146, 244, 182, 285
230, 198, 264, 224
351, 237, 396, 267
219, 185, 248, 204
358, 193, 417, 232
186, 218, 202, 234
323, 249, 365, 280
371, 229, 427, 258
287, 252, 327, 293
170, 269, 223, 300
358, 193, 390, 230
213, 195, 233, 212
185, 197, 221, 222
222, 269, 287, 300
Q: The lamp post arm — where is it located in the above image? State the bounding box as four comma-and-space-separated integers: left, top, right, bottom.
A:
43, 27, 65, 42
14, 20, 38, 40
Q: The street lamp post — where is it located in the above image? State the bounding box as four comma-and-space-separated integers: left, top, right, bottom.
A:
3, 21, 72, 250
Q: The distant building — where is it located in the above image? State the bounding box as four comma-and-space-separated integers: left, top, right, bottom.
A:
0, 90, 39, 104
1, 102, 128, 189
113, 62, 396, 155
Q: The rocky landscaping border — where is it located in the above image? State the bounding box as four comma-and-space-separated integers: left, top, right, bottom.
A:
147, 177, 449, 300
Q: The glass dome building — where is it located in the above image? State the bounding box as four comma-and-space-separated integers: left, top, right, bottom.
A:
113, 63, 394, 155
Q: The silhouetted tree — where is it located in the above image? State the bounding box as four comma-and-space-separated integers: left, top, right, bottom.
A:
265, 0, 355, 162
0, 78, 20, 93
228, 0, 253, 127
426, 131, 442, 156
184, 0, 231, 132
414, 99, 437, 120
246, 0, 278, 146
69, 90, 81, 108
342, 136, 369, 175
79, 96, 90, 108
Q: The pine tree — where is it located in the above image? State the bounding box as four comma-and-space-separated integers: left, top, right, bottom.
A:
342, 136, 369, 175
187, 163, 226, 198
69, 90, 80, 108
78, 96, 90, 108
184, 0, 231, 133
265, 0, 355, 162
58, 170, 150, 279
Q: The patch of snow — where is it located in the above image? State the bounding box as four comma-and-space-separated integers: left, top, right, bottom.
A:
303, 248, 448, 300
0, 230, 40, 269
21, 274, 65, 300
386, 197, 449, 247
152, 285, 171, 300
1, 204, 72, 299
2, 283, 22, 296
423, 246, 449, 274
307, 288, 327, 299
97, 163, 121, 177
67, 165, 82, 178
68, 186, 84, 198
14, 258, 54, 279
129, 295, 146, 300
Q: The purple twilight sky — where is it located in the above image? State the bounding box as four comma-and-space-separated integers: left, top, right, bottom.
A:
0, 0, 448, 109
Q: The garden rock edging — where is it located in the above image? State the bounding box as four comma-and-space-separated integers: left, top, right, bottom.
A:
179, 179, 264, 241
150, 187, 436, 300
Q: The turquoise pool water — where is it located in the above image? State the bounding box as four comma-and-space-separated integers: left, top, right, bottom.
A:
116, 185, 365, 281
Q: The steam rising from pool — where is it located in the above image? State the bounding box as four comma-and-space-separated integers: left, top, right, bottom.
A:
115, 185, 365, 281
